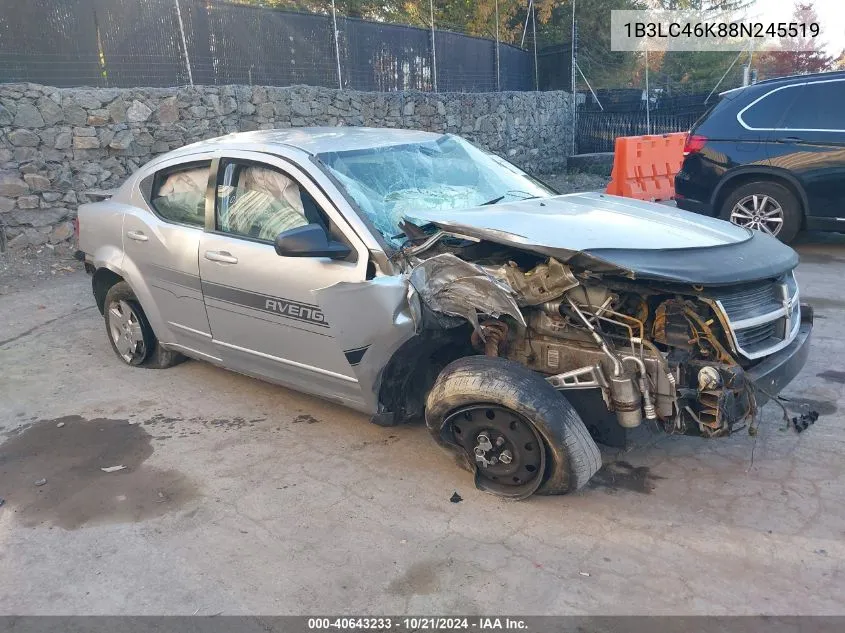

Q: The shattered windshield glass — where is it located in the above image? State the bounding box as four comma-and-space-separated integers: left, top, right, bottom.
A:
315, 134, 554, 247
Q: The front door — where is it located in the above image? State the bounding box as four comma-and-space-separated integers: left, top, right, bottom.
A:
197, 151, 370, 409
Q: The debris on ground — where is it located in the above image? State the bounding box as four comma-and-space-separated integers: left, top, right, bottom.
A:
0, 244, 83, 296
56, 422, 65, 428
100, 465, 127, 473
34, 478, 47, 486
0, 498, 5, 508
449, 491, 463, 503
543, 172, 610, 195
792, 411, 819, 433
579, 571, 591, 577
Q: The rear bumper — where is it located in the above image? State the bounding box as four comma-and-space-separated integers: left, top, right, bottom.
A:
746, 304, 813, 404
76, 251, 96, 275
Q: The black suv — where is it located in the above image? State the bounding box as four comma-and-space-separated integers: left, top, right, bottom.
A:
675, 70, 845, 243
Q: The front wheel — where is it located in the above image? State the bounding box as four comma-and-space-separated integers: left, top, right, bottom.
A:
425, 356, 602, 499
719, 181, 801, 243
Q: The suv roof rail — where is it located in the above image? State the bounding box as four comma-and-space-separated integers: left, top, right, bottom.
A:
719, 70, 845, 98
751, 69, 845, 87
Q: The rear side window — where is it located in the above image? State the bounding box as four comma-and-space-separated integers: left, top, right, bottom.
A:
780, 80, 845, 131
739, 87, 798, 129
150, 162, 211, 227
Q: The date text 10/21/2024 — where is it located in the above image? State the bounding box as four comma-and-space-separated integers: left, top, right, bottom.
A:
307, 618, 530, 631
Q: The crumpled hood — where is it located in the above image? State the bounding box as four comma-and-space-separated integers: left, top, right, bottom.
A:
412, 192, 799, 285
414, 191, 751, 250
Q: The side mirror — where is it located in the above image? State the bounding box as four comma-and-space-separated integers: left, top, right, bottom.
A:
274, 223, 351, 259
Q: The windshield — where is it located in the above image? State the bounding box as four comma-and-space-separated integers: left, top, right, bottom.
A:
315, 134, 555, 247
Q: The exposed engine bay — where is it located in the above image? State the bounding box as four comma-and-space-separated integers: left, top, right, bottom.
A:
400, 233, 803, 439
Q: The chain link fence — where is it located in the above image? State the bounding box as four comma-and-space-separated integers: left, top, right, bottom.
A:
535, 12, 749, 155
0, 0, 534, 92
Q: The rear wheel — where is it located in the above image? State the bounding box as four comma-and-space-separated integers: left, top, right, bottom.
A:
425, 356, 602, 499
719, 180, 801, 243
103, 281, 185, 369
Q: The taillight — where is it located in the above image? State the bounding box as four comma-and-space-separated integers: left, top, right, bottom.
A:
683, 134, 707, 156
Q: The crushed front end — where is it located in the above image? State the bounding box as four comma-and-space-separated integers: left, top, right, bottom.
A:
317, 225, 812, 442
479, 259, 813, 438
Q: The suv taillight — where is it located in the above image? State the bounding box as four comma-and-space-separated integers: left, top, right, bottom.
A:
683, 134, 707, 156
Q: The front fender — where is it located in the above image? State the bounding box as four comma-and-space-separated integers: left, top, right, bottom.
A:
314, 276, 416, 413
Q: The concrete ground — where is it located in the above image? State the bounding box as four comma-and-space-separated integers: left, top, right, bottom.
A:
1, 234, 844, 615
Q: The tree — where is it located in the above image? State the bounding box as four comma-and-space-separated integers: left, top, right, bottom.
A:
755, 2, 833, 79
648, 0, 753, 12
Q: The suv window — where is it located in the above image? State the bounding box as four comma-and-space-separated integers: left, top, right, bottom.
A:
150, 162, 210, 227
216, 160, 329, 242
740, 87, 798, 129
780, 80, 845, 131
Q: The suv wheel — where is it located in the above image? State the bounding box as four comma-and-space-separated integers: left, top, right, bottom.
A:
719, 181, 801, 243
103, 281, 185, 368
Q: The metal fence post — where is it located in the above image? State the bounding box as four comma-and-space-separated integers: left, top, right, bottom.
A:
532, 1, 538, 91
173, 0, 194, 86
429, 0, 437, 92
495, 0, 500, 91
645, 49, 650, 135
331, 0, 342, 89
570, 2, 576, 156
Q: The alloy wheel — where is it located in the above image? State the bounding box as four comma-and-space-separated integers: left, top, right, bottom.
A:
107, 299, 146, 363
729, 194, 784, 236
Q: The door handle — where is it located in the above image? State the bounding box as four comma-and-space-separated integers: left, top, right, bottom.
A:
204, 250, 238, 264
775, 136, 802, 143
126, 230, 148, 242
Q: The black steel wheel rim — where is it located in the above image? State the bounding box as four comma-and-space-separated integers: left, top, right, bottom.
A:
446, 404, 545, 497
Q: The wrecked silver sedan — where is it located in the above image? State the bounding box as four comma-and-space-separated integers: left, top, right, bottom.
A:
78, 128, 813, 499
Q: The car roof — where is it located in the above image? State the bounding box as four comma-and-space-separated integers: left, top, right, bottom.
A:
163, 127, 445, 162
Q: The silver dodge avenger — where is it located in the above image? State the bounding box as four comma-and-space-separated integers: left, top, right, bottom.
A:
78, 128, 813, 499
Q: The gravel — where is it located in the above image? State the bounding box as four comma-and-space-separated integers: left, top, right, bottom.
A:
543, 171, 610, 195
0, 243, 83, 296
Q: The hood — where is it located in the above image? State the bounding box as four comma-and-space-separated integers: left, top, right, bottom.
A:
414, 192, 752, 250
412, 192, 799, 285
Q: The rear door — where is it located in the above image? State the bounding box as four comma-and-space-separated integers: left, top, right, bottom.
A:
122, 155, 216, 359
197, 151, 370, 409
766, 78, 845, 221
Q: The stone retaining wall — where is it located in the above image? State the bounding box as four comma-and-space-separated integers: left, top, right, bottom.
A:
0, 83, 572, 249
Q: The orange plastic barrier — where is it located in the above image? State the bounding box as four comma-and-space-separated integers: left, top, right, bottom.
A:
605, 132, 687, 202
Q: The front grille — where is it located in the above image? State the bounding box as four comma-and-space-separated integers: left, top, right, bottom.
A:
717, 283, 780, 321
734, 322, 779, 355
709, 272, 800, 360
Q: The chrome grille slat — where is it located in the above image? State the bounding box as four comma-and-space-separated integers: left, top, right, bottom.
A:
736, 322, 776, 347
709, 272, 800, 360
716, 283, 781, 320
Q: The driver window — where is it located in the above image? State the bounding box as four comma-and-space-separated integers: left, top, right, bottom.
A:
216, 160, 328, 241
